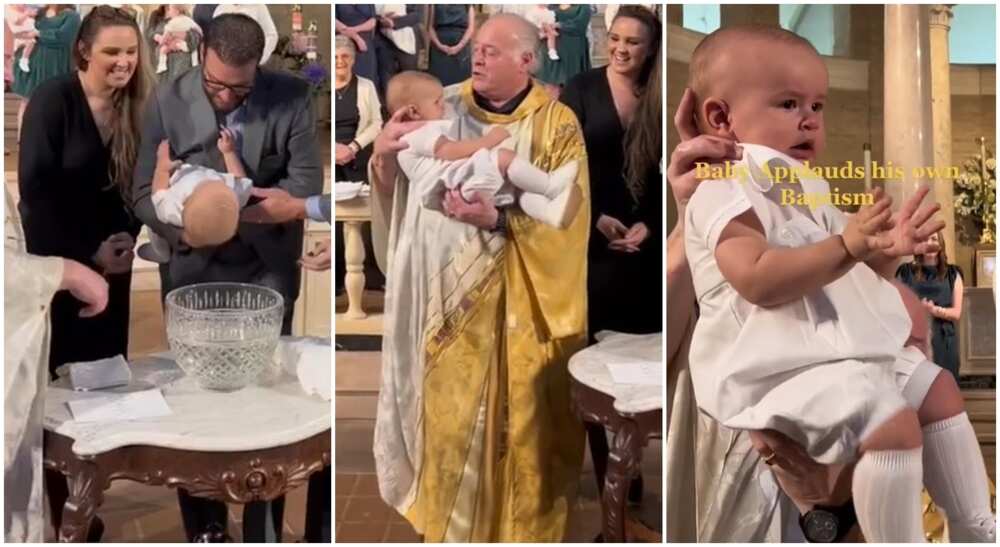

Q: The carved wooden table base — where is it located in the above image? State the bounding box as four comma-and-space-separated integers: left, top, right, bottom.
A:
571, 379, 661, 543
43, 429, 331, 542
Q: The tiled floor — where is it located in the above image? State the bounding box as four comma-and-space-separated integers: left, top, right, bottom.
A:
335, 418, 663, 543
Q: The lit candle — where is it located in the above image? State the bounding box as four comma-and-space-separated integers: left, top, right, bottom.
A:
863, 143, 872, 192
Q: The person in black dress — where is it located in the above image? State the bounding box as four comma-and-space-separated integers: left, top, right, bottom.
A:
17, 6, 150, 540
896, 231, 965, 380
560, 6, 662, 339
427, 4, 475, 87
336, 4, 379, 92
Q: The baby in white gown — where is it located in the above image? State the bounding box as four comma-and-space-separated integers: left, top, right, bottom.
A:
684, 25, 995, 542
387, 71, 581, 229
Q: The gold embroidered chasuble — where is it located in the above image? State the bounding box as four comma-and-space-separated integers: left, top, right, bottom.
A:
372, 80, 589, 542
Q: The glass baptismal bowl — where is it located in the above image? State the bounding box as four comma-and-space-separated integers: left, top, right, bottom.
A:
165, 283, 284, 391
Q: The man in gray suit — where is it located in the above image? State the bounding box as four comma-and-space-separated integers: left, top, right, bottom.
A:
133, 13, 322, 334
132, 14, 322, 542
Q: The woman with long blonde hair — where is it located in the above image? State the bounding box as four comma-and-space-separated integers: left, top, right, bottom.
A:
17, 7, 153, 539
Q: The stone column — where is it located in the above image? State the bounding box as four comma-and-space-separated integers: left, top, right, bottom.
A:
929, 4, 957, 255
720, 5, 779, 27
882, 5, 935, 209
666, 4, 683, 26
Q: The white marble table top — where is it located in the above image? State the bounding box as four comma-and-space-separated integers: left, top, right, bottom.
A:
568, 331, 664, 415
44, 338, 331, 457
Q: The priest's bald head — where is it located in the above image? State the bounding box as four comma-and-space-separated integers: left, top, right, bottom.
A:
471, 14, 540, 104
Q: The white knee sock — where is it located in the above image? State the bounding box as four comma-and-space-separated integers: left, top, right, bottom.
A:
853, 447, 926, 542
507, 158, 577, 199
923, 413, 996, 542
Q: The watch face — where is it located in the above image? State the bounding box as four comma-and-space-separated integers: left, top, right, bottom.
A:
803, 511, 839, 543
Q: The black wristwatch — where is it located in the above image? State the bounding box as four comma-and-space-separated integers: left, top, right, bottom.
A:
490, 207, 508, 236
799, 499, 857, 543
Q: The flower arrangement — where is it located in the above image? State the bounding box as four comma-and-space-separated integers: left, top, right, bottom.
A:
300, 61, 329, 97
954, 138, 997, 245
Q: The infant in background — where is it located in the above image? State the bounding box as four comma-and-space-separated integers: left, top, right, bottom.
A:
9, 5, 38, 73
387, 71, 581, 229
153, 4, 201, 75
525, 5, 560, 61
139, 128, 252, 263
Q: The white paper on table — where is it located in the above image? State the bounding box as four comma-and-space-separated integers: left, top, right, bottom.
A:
605, 361, 663, 386
68, 354, 131, 391
67, 389, 172, 423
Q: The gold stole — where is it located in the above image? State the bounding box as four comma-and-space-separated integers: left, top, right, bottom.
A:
406, 82, 589, 542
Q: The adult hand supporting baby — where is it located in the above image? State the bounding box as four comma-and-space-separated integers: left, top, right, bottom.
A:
749, 429, 859, 541
666, 88, 742, 363
372, 107, 425, 196
666, 88, 743, 208
442, 190, 499, 230
242, 187, 306, 224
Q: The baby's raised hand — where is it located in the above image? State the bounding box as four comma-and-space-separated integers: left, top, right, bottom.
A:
484, 126, 510, 147
842, 187, 893, 260
877, 186, 945, 258
217, 128, 236, 155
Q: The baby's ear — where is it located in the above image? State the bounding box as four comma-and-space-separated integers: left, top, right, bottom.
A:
702, 97, 735, 139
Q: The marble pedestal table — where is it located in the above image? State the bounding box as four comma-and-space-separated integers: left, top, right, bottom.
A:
43, 347, 331, 542
569, 332, 663, 542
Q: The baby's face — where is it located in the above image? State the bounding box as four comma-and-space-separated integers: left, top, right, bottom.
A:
166, 5, 182, 18
722, 41, 828, 162
413, 84, 445, 120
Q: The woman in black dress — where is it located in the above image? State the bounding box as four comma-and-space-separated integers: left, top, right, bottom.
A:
560, 6, 662, 338
428, 4, 475, 87
19, 5, 150, 376
896, 231, 965, 380
336, 4, 379, 92
19, 7, 150, 536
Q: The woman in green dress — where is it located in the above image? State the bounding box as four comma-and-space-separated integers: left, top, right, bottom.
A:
428, 4, 475, 87
896, 231, 965, 380
537, 4, 592, 87
11, 5, 80, 142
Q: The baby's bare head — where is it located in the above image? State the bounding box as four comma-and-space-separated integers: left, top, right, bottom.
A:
688, 25, 829, 161
182, 180, 239, 248
386, 71, 446, 121
689, 25, 822, 102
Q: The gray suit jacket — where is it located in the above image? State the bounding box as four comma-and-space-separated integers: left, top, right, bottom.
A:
133, 67, 323, 299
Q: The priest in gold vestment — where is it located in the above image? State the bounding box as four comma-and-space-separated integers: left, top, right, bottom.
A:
4, 188, 108, 542
371, 14, 590, 542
